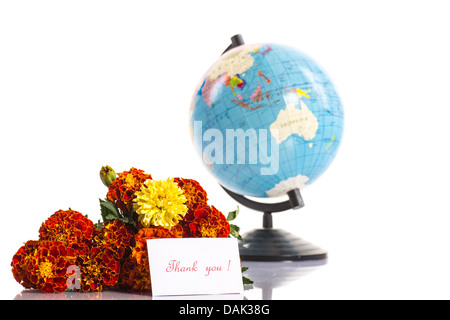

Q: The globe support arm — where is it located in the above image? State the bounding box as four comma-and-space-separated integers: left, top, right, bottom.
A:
220, 186, 304, 230
220, 186, 304, 213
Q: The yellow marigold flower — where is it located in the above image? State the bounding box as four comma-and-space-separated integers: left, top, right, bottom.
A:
133, 178, 188, 229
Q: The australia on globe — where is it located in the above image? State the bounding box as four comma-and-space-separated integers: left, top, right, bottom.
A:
190, 43, 343, 198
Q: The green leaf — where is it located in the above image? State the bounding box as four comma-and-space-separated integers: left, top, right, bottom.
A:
99, 198, 120, 222
227, 207, 239, 222
230, 224, 240, 233
118, 216, 130, 224
104, 213, 117, 220
242, 276, 254, 285
241, 266, 253, 285
100, 198, 120, 216
229, 224, 243, 241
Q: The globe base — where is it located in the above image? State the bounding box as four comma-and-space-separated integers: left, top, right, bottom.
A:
238, 229, 327, 261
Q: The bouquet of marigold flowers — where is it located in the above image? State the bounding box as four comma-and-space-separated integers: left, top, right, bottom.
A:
11, 166, 249, 293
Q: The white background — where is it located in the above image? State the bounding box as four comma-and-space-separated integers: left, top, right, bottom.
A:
1, 0, 449, 300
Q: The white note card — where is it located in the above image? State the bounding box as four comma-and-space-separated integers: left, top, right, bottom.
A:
147, 238, 244, 296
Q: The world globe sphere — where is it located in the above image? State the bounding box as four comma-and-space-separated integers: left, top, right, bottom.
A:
190, 42, 343, 198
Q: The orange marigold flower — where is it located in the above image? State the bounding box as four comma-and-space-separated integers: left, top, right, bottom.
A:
174, 177, 208, 210
132, 225, 182, 267
39, 209, 95, 246
181, 204, 230, 238
117, 225, 182, 291
95, 220, 135, 260
107, 167, 152, 213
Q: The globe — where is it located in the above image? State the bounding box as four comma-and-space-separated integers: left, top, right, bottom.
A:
190, 41, 343, 199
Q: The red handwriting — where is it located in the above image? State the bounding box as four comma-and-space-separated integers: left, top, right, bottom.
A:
165, 260, 233, 276
166, 260, 198, 273
205, 265, 222, 276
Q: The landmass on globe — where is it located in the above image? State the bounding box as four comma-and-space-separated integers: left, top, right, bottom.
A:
269, 101, 319, 144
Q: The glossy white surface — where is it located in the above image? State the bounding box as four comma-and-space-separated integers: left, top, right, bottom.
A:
12, 260, 326, 300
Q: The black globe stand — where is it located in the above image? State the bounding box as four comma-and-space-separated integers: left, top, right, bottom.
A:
221, 186, 327, 261
222, 34, 245, 55
220, 34, 327, 261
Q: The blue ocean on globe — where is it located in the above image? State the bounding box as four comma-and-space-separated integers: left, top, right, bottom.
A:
190, 43, 343, 198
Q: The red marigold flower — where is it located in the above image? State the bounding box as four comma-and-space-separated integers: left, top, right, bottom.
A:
14, 210, 127, 293
181, 204, 230, 238
95, 220, 135, 260
39, 209, 95, 246
76, 245, 121, 292
12, 241, 78, 293
107, 167, 152, 213
173, 177, 208, 210
117, 254, 151, 291
11, 240, 40, 290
